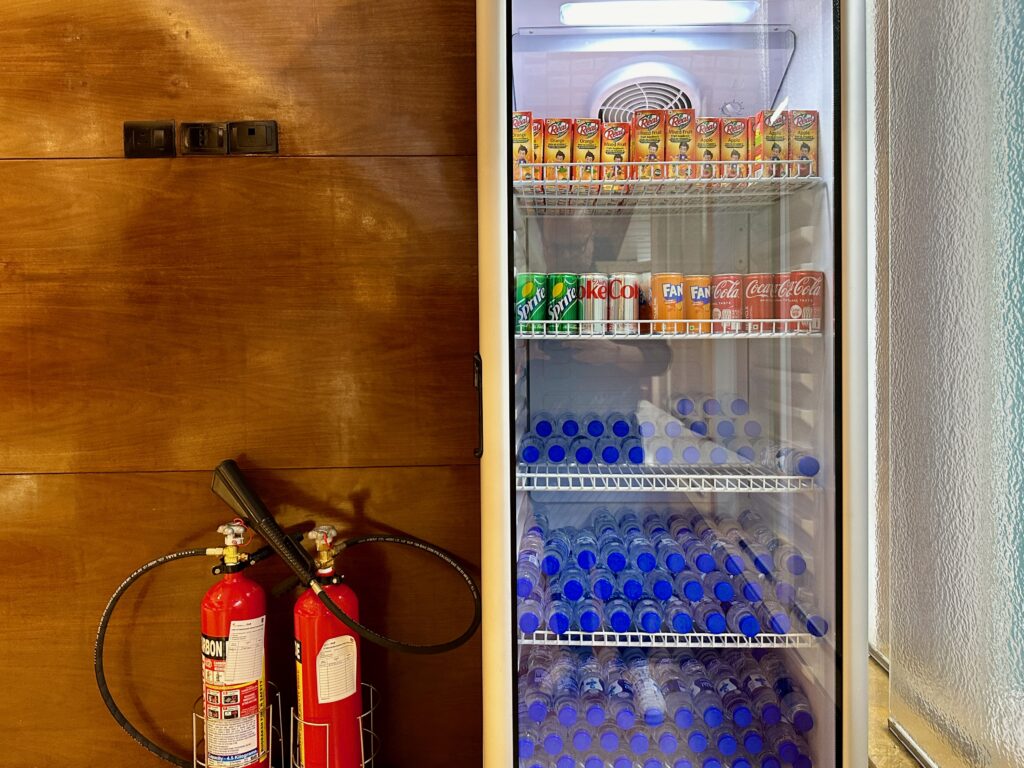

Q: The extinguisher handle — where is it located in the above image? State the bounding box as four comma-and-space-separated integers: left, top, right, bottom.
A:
211, 460, 317, 583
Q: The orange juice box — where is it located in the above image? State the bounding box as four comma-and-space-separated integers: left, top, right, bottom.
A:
631, 109, 666, 180
544, 118, 574, 183
753, 109, 790, 178
721, 117, 751, 179
532, 119, 544, 164
600, 122, 630, 192
695, 117, 722, 179
512, 111, 533, 181
789, 110, 819, 177
573, 118, 602, 184
665, 109, 697, 179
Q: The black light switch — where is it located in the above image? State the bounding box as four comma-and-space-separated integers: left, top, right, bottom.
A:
123, 120, 176, 158
228, 121, 278, 154
181, 122, 228, 155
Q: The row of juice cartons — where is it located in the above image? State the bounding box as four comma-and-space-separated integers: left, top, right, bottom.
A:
512, 109, 819, 183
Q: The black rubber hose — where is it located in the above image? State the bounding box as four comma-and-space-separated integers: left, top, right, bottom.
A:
94, 549, 208, 768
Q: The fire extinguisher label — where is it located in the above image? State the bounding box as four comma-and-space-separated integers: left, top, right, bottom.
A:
315, 635, 357, 704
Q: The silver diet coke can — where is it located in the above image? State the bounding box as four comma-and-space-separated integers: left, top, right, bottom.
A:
579, 273, 609, 336
609, 272, 640, 334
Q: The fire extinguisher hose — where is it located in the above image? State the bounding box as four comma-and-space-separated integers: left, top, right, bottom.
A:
93, 548, 211, 768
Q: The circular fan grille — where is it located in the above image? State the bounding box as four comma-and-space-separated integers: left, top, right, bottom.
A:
597, 81, 692, 124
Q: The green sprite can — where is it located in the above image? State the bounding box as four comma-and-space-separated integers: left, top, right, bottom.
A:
515, 273, 548, 333
546, 273, 580, 333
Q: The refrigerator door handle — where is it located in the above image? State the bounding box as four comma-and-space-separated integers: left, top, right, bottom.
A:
474, 352, 484, 458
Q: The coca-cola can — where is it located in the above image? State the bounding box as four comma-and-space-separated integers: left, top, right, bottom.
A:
609, 272, 640, 334
777, 270, 824, 332
743, 273, 776, 333
579, 273, 609, 336
711, 273, 743, 334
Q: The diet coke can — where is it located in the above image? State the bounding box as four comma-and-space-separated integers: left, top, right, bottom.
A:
579, 273, 609, 336
711, 273, 743, 334
743, 273, 776, 333
609, 273, 640, 334
777, 270, 824, 332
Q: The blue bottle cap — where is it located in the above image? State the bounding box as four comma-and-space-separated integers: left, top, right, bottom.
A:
535, 420, 553, 438
769, 613, 792, 634
575, 446, 594, 464
528, 701, 547, 722
717, 421, 736, 439
579, 609, 601, 632
609, 608, 632, 633
762, 757, 781, 768
743, 730, 762, 753
733, 759, 752, 768
683, 446, 701, 464
562, 578, 584, 601
616, 708, 635, 729
548, 612, 570, 635
674, 706, 694, 728
744, 420, 762, 438
718, 733, 738, 756
573, 728, 592, 751
739, 615, 760, 638
683, 580, 704, 602
675, 760, 694, 768
544, 732, 563, 755
600, 730, 619, 751
776, 581, 796, 603
577, 550, 597, 570
763, 704, 782, 725
628, 444, 646, 464
653, 579, 673, 600
639, 421, 657, 438
557, 704, 578, 726
691, 421, 709, 436
614, 758, 633, 768
541, 555, 561, 576
593, 577, 614, 600
624, 578, 644, 601
656, 445, 674, 464
607, 551, 627, 573
637, 552, 658, 572
676, 397, 696, 416
646, 760, 666, 768
585, 758, 603, 768
730, 398, 749, 415
688, 731, 708, 752
696, 553, 716, 573
703, 399, 721, 415
672, 611, 694, 633
586, 704, 605, 726
630, 732, 649, 754
519, 611, 540, 634
557, 755, 575, 768
711, 447, 728, 464
516, 576, 534, 598
640, 610, 662, 633
754, 553, 774, 575
665, 421, 683, 438
794, 711, 815, 733
808, 614, 830, 636
666, 552, 686, 573
793, 755, 812, 768
703, 758, 722, 768
548, 444, 566, 462
742, 582, 762, 602
797, 455, 820, 477
522, 445, 541, 463
562, 419, 580, 437
612, 419, 630, 437
519, 735, 535, 758
724, 553, 744, 574
713, 581, 734, 602
645, 708, 665, 727
704, 705, 724, 727
779, 740, 799, 763
659, 732, 678, 753
787, 554, 808, 576
738, 446, 755, 461
734, 706, 753, 729
602, 445, 621, 463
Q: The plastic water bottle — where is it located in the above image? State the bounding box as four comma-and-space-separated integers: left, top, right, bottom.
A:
648, 437, 676, 465
669, 520, 716, 573
619, 508, 642, 536
572, 528, 599, 571
741, 418, 763, 438
591, 507, 618, 537
569, 435, 596, 465
532, 411, 555, 438
724, 438, 757, 462
572, 723, 594, 751
732, 572, 764, 603
753, 753, 782, 768
518, 720, 538, 759
677, 652, 724, 727
665, 597, 695, 634
634, 599, 664, 633
618, 568, 645, 601
598, 723, 620, 753
673, 395, 697, 418
556, 565, 587, 601
774, 579, 798, 606
723, 651, 782, 726
677, 437, 703, 464
759, 654, 814, 733
776, 448, 821, 478
582, 411, 606, 438
702, 570, 735, 602
757, 599, 793, 634
653, 725, 681, 756
525, 507, 549, 536
685, 417, 710, 437
711, 416, 738, 440
518, 589, 544, 634
541, 719, 565, 755
693, 598, 727, 634
738, 509, 806, 576
764, 721, 800, 764
724, 601, 761, 638
597, 648, 637, 729
605, 597, 633, 632
577, 650, 607, 726
645, 570, 674, 601
556, 411, 581, 438
517, 544, 543, 599
710, 723, 739, 756
622, 436, 646, 464
598, 532, 628, 574
650, 650, 695, 728
652, 532, 687, 573
596, 436, 622, 464
523, 649, 557, 722
589, 566, 616, 600
626, 532, 658, 572
554, 754, 574, 768
623, 649, 667, 726
699, 652, 754, 728
722, 393, 750, 417
545, 589, 572, 635
626, 726, 650, 755
710, 540, 747, 575
605, 411, 635, 438
671, 567, 702, 602
519, 435, 545, 464
553, 662, 581, 726
698, 396, 722, 417
545, 436, 570, 464
542, 529, 572, 575
613, 755, 634, 768
583, 753, 604, 768
713, 514, 773, 574
740, 726, 764, 755
791, 595, 830, 637
575, 598, 604, 632
687, 724, 709, 753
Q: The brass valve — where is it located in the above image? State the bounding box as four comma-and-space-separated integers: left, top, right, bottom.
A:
307, 525, 338, 572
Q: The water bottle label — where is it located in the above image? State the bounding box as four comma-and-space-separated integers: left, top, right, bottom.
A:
743, 673, 771, 693
607, 679, 634, 699
580, 675, 604, 695
715, 679, 741, 698
690, 678, 715, 697
662, 679, 685, 696
518, 550, 540, 568
555, 675, 579, 697
528, 668, 548, 687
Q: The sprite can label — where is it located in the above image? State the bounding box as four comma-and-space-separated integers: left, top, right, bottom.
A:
547, 273, 580, 333
515, 273, 548, 333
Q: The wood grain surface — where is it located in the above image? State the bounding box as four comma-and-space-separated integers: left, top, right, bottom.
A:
0, 0, 476, 158
0, 157, 479, 473
0, 466, 481, 767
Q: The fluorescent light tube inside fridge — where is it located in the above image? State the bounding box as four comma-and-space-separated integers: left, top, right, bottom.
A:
560, 0, 760, 26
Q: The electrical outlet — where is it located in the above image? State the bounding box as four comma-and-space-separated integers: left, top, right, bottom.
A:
228, 121, 278, 154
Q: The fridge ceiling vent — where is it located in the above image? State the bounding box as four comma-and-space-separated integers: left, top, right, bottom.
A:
589, 61, 699, 123
559, 1, 761, 26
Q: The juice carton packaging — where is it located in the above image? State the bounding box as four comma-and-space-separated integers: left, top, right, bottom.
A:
573, 118, 602, 185
753, 109, 790, 178
721, 117, 751, 179
631, 109, 666, 180
512, 111, 533, 181
544, 118, 574, 184
600, 122, 630, 192
695, 117, 722, 179
789, 110, 819, 177
665, 109, 697, 179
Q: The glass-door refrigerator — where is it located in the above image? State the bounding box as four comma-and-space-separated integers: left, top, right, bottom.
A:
478, 1, 868, 766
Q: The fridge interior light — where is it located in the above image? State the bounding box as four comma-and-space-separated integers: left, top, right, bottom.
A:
559, 0, 761, 26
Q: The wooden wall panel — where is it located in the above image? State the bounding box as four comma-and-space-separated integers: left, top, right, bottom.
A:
0, 466, 481, 768
0, 157, 479, 473
0, 0, 475, 158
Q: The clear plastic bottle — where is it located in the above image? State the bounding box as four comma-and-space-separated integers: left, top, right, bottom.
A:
545, 436, 570, 464
626, 726, 650, 755
556, 565, 587, 601
710, 540, 747, 575
677, 652, 724, 727
613, 755, 633, 768
687, 725, 709, 753
723, 650, 782, 726
742, 418, 762, 439
552, 657, 580, 727
626, 531, 658, 572
572, 528, 599, 571
753, 752, 782, 768
622, 436, 646, 464
720, 391, 748, 419
598, 724, 621, 754
606, 411, 636, 439
553, 754, 574, 768
518, 720, 539, 759
583, 754, 604, 768
698, 396, 723, 417
556, 411, 581, 438
605, 596, 633, 633
759, 653, 815, 734
569, 435, 596, 465
724, 438, 757, 463
649, 437, 676, 465
649, 649, 695, 728
618, 508, 642, 535
590, 507, 618, 537
589, 566, 616, 601
519, 435, 545, 464
757, 599, 792, 634
598, 531, 629, 573
790, 593, 829, 637
652, 531, 687, 574
577, 649, 607, 726
675, 568, 705, 602
596, 436, 622, 464
711, 416, 738, 440
617, 568, 645, 601
645, 759, 668, 768
545, 589, 572, 635
574, 598, 604, 633
525, 506, 549, 536
541, 718, 565, 755
764, 721, 800, 764
642, 508, 668, 536
597, 647, 637, 729
646, 570, 674, 601
710, 723, 739, 756
740, 726, 764, 755
665, 596, 695, 634
669, 521, 716, 573
633, 599, 664, 633
673, 394, 697, 419
731, 572, 764, 603
776, 447, 821, 478
542, 529, 573, 576
522, 648, 558, 722
698, 651, 754, 728
724, 601, 761, 638
532, 411, 556, 438
702, 570, 735, 603
623, 648, 667, 726
517, 543, 543, 599
713, 514, 773, 575
678, 438, 703, 464
518, 589, 544, 635
582, 411, 606, 438
774, 579, 798, 606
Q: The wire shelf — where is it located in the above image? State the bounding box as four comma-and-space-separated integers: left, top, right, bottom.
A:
513, 161, 824, 215
519, 630, 817, 649
516, 463, 816, 493
515, 317, 822, 339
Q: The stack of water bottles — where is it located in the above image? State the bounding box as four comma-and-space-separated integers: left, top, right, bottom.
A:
517, 505, 828, 639
519, 410, 646, 466
518, 647, 816, 768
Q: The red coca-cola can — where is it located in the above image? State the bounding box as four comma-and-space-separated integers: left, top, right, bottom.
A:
609, 272, 640, 334
711, 273, 743, 334
743, 273, 775, 333
777, 270, 824, 332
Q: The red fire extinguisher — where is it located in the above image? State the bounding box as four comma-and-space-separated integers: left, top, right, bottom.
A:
200, 523, 270, 768
294, 525, 363, 768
